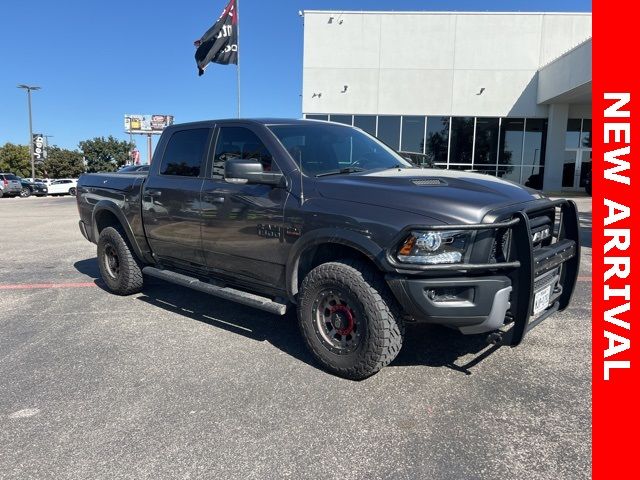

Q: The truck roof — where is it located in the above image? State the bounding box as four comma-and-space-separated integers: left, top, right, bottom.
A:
164, 118, 339, 129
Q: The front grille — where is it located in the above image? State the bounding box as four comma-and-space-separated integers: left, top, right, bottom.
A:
528, 208, 556, 250
489, 228, 511, 263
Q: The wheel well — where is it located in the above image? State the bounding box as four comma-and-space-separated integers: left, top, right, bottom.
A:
94, 209, 122, 234
294, 243, 375, 296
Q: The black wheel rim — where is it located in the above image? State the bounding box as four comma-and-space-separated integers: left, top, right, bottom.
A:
103, 243, 120, 279
312, 288, 363, 355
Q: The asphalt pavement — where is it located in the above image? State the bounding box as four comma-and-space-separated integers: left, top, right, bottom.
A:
0, 195, 592, 480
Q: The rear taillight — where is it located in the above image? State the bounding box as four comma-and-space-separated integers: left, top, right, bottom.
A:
2, 179, 8, 186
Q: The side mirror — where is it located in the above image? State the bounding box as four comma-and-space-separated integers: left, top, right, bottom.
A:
224, 157, 285, 186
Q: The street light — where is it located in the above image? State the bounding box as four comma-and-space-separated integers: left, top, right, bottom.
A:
17, 84, 41, 181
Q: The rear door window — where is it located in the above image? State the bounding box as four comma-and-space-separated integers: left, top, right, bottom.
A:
160, 128, 210, 177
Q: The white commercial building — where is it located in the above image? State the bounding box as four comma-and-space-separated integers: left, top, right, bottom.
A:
302, 11, 592, 192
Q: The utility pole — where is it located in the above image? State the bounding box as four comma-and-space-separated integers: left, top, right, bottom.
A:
17, 84, 41, 181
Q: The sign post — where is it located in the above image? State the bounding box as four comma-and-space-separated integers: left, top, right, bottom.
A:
124, 114, 174, 164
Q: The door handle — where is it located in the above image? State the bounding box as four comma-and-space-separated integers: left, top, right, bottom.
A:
146, 189, 162, 197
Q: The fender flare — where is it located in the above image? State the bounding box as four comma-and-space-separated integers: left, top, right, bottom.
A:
285, 228, 387, 301
91, 200, 148, 262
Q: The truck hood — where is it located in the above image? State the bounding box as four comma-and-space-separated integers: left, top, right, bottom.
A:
315, 168, 544, 224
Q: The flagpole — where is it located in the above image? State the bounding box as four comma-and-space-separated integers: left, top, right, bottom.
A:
236, 0, 241, 118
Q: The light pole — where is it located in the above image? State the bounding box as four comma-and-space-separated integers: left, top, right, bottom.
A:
17, 84, 41, 181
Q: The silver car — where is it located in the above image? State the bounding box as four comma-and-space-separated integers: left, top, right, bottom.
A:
0, 173, 23, 198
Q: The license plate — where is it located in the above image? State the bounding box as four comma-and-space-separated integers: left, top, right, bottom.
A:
533, 285, 552, 316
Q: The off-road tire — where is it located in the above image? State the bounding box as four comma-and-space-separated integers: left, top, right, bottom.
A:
298, 259, 404, 380
97, 226, 143, 295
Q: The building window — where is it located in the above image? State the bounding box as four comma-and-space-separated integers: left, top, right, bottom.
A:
425, 116, 450, 165
499, 118, 524, 166
400, 116, 426, 153
474, 118, 499, 165
566, 119, 582, 148
354, 115, 377, 136
522, 165, 544, 190
306, 114, 329, 121
497, 165, 522, 183
449, 117, 474, 164
329, 114, 353, 125
523, 119, 547, 167
581, 119, 592, 148
377, 116, 401, 150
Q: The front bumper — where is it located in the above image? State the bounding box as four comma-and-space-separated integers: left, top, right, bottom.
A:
386, 199, 580, 346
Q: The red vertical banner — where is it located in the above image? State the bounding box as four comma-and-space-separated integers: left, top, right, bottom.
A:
593, 1, 639, 477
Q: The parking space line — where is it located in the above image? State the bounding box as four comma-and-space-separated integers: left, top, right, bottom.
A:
0, 282, 97, 290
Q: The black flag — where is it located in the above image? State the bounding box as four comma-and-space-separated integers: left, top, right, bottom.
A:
194, 0, 238, 76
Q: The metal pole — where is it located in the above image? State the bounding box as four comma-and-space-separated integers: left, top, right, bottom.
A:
236, 0, 240, 118
147, 134, 153, 164
27, 90, 35, 181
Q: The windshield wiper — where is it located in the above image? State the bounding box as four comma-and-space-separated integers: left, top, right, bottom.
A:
316, 167, 366, 177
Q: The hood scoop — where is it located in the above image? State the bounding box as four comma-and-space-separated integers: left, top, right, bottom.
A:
411, 178, 448, 186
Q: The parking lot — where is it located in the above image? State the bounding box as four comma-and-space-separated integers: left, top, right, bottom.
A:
0, 195, 591, 480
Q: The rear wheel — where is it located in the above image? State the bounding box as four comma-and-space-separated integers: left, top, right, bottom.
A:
20, 187, 31, 198
69, 187, 76, 196
298, 259, 404, 380
97, 226, 143, 295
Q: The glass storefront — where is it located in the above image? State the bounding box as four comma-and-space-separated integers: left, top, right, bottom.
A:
304, 113, 557, 188
377, 116, 401, 150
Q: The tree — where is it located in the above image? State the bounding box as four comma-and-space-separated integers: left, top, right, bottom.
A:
0, 143, 44, 177
79, 136, 133, 173
42, 146, 85, 178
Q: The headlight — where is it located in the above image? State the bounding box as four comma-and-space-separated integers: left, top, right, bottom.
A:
396, 230, 471, 264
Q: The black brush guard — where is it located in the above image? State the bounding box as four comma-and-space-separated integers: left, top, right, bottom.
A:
504, 199, 580, 346
389, 199, 580, 345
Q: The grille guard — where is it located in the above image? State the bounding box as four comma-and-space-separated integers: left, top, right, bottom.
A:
387, 199, 581, 345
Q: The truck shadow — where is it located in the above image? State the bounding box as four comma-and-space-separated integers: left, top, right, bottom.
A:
74, 257, 503, 377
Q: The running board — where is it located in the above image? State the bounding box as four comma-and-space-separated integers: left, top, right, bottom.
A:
142, 266, 288, 316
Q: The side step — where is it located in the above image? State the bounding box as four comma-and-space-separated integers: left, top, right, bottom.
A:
142, 266, 288, 316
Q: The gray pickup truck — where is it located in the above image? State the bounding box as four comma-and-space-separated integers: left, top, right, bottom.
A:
77, 119, 580, 379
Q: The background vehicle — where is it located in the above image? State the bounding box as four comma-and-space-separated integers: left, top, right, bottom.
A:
77, 119, 580, 379
0, 173, 23, 198
117, 165, 150, 174
398, 151, 435, 168
47, 179, 78, 196
19, 178, 48, 197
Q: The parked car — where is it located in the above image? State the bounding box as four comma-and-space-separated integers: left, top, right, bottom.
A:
0, 173, 23, 198
77, 119, 580, 379
117, 165, 150, 174
19, 178, 48, 197
47, 179, 78, 196
398, 151, 435, 168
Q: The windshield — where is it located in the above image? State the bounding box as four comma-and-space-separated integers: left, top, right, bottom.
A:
269, 123, 412, 176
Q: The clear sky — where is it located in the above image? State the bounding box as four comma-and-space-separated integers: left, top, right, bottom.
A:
0, 0, 591, 159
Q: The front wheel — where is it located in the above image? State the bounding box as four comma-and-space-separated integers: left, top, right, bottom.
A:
20, 188, 31, 198
297, 259, 404, 380
68, 187, 76, 196
97, 226, 143, 295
